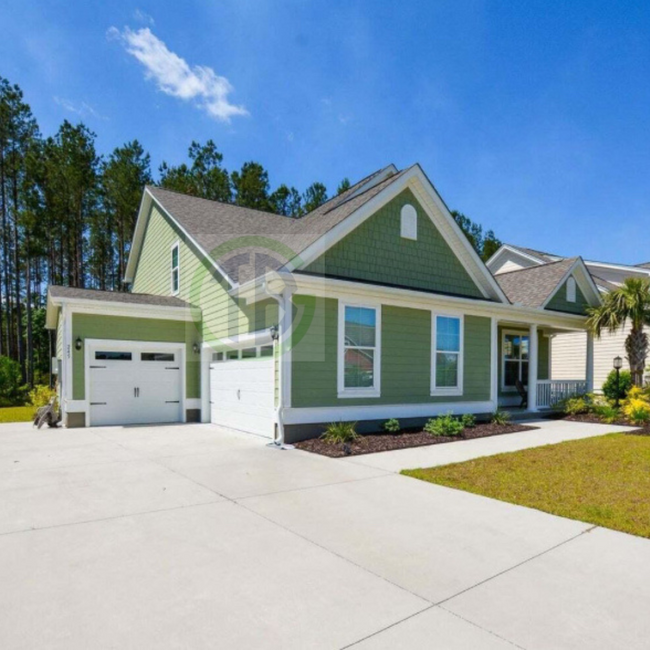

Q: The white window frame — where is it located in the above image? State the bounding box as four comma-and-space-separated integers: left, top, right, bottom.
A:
566, 276, 576, 303
171, 241, 180, 295
400, 204, 418, 240
431, 312, 464, 396
501, 329, 530, 392
337, 301, 381, 399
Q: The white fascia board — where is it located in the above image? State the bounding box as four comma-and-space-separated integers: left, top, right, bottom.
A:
585, 260, 650, 276
485, 244, 546, 270
124, 188, 237, 288
541, 259, 601, 309
286, 164, 509, 304
288, 272, 589, 331
48, 296, 197, 322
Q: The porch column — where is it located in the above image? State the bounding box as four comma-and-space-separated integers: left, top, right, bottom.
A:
528, 324, 538, 411
490, 317, 498, 409
586, 332, 594, 393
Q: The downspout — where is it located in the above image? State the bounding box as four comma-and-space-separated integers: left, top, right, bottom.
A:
262, 281, 293, 449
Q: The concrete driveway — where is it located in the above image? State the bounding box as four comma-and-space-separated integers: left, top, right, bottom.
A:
0, 420, 648, 649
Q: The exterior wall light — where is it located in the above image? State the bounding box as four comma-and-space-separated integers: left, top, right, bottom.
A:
269, 325, 279, 341
75, 337, 83, 351
192, 343, 200, 354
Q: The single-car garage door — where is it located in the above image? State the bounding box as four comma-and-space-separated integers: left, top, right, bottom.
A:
210, 347, 275, 438
88, 343, 184, 427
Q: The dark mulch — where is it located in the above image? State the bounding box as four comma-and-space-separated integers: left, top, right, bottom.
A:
295, 422, 538, 458
563, 413, 650, 436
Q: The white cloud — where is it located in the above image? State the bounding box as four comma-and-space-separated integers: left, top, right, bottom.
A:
133, 9, 154, 25
54, 96, 107, 120
109, 26, 248, 122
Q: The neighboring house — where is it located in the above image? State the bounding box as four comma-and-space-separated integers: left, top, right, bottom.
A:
45, 165, 601, 442
487, 244, 650, 390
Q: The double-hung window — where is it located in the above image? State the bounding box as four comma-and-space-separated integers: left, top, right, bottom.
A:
338, 303, 381, 398
171, 242, 180, 294
502, 331, 529, 390
431, 314, 463, 394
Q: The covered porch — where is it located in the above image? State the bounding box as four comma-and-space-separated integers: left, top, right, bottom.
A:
495, 319, 594, 412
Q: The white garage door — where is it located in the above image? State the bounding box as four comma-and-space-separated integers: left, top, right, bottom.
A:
210, 354, 275, 438
88, 344, 183, 427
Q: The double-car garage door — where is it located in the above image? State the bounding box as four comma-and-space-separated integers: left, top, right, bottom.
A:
209, 346, 275, 438
88, 343, 183, 427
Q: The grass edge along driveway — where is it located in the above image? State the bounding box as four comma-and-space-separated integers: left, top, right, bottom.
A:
0, 406, 35, 423
402, 433, 650, 539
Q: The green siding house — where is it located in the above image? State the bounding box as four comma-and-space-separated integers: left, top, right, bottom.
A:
45, 164, 602, 441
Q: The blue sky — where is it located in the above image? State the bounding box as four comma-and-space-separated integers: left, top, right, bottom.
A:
2, 0, 649, 264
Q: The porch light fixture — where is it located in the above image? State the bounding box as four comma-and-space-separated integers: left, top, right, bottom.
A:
613, 356, 623, 408
269, 325, 279, 341
192, 343, 200, 355
75, 337, 82, 351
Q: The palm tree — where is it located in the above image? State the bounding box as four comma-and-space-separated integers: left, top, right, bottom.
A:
587, 278, 650, 386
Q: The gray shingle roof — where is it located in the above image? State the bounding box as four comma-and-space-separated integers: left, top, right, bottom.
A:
494, 258, 580, 308
636, 262, 650, 269
146, 165, 409, 285
48, 285, 190, 308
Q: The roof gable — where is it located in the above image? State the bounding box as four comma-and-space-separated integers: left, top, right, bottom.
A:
303, 188, 485, 299
495, 257, 601, 312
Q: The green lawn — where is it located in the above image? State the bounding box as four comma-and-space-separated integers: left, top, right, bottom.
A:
0, 406, 35, 423
402, 433, 650, 538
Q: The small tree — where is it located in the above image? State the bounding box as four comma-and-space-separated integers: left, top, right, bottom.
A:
587, 278, 650, 386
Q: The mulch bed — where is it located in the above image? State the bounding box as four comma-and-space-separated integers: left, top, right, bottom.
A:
563, 413, 650, 436
295, 422, 538, 458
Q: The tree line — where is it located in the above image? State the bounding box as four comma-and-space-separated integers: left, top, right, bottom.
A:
0, 75, 500, 394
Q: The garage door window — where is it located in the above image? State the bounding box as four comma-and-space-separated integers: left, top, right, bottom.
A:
242, 348, 257, 359
95, 351, 132, 361
141, 352, 175, 362
260, 345, 274, 357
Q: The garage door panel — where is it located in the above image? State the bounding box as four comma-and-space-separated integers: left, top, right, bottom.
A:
89, 344, 184, 427
210, 358, 274, 438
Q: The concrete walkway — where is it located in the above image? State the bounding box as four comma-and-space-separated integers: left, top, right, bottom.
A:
343, 417, 636, 472
0, 420, 647, 649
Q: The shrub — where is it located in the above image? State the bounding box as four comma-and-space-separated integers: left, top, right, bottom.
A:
321, 421, 359, 444
0, 356, 26, 406
563, 396, 589, 416
460, 413, 476, 428
623, 398, 650, 425
424, 413, 464, 437
29, 385, 57, 410
491, 409, 511, 425
602, 369, 632, 403
383, 418, 401, 433
593, 403, 620, 424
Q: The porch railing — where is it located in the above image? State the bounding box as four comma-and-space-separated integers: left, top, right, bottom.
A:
537, 380, 587, 409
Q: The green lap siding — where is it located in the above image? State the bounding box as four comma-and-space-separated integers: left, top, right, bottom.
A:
546, 276, 589, 315
304, 189, 484, 299
131, 204, 278, 347
71, 314, 199, 400
291, 295, 491, 407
